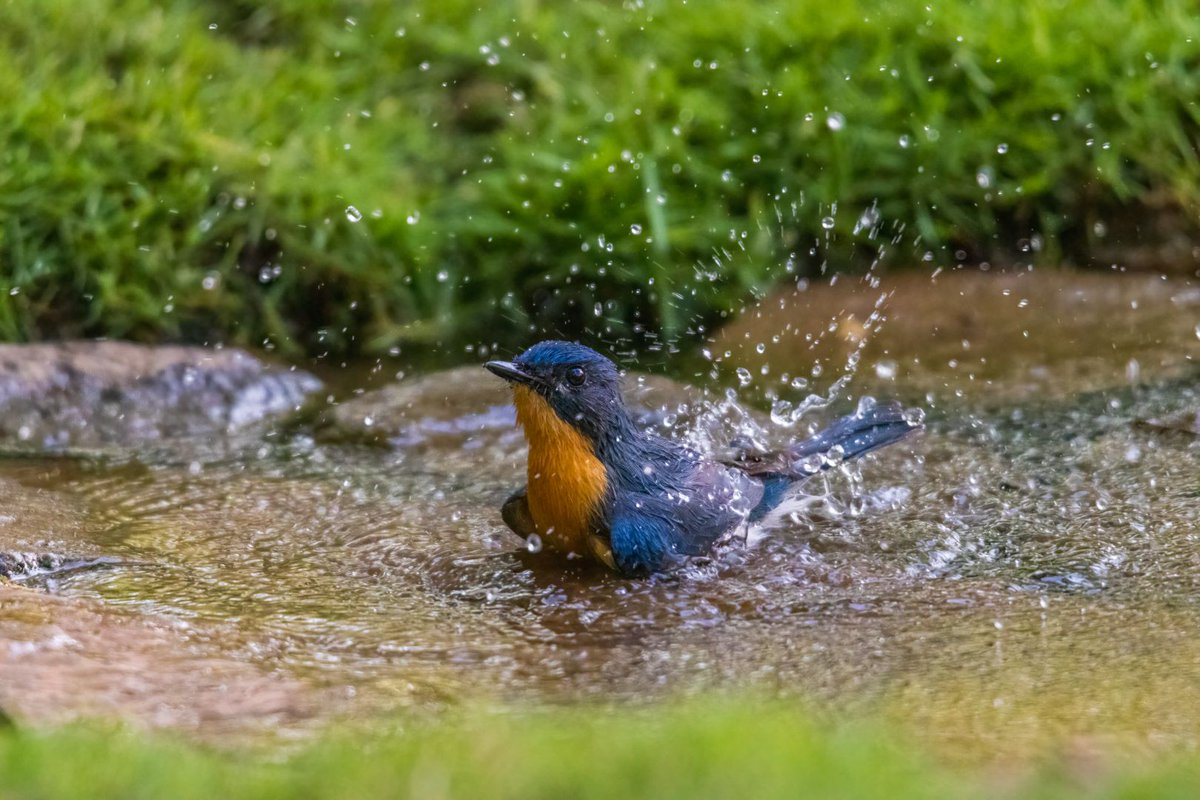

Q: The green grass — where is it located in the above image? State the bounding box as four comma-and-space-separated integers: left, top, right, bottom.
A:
0, 0, 1197, 355
2, 704, 1200, 799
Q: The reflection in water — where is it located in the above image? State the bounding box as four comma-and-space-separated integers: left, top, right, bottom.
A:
0, 268, 1196, 759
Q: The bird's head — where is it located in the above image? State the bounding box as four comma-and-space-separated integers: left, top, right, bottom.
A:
486, 341, 626, 445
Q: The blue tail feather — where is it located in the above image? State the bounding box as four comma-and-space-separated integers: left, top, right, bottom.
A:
786, 401, 918, 465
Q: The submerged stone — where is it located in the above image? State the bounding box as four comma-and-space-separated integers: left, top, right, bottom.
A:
1139, 410, 1200, 436
0, 582, 317, 735
0, 551, 70, 580
317, 366, 719, 447
0, 342, 321, 451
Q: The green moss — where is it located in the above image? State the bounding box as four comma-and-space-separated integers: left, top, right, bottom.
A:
4, 703, 1200, 799
0, 0, 1196, 354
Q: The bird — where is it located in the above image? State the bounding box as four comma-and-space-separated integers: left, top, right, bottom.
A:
485, 340, 921, 576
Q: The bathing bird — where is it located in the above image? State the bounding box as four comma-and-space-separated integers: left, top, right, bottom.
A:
486, 341, 920, 575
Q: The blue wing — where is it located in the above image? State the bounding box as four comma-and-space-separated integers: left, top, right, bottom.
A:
609, 461, 763, 574
610, 506, 674, 575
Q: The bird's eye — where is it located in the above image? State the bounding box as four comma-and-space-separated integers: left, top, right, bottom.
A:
566, 367, 587, 386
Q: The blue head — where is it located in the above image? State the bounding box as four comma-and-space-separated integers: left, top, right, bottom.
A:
485, 341, 628, 444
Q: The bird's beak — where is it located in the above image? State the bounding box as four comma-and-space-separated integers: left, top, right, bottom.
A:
485, 360, 541, 389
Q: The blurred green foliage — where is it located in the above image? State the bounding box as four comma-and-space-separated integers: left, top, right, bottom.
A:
0, 0, 1196, 355
3, 703, 1200, 799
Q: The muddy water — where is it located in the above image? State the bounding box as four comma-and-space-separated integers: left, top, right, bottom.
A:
0, 268, 1197, 760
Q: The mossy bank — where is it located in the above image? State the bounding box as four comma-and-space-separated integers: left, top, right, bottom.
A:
1, 0, 1196, 355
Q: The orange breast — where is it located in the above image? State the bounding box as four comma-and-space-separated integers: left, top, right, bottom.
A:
512, 386, 608, 554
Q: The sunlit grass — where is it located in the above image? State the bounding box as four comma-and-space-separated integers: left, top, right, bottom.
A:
0, 0, 1196, 354
3, 703, 1200, 799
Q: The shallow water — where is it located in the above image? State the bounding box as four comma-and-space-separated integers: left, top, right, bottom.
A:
0, 268, 1197, 759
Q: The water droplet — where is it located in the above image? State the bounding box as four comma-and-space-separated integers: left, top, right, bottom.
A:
735, 367, 753, 387
630, 223, 643, 235
976, 168, 993, 189
898, 134, 910, 148
406, 211, 421, 225
823, 444, 846, 466
751, 154, 761, 164
526, 533, 543, 553
854, 207, 880, 234
770, 399, 796, 427
903, 407, 926, 427
436, 270, 450, 283
826, 112, 845, 131
755, 342, 766, 354
799, 454, 823, 474
874, 360, 897, 380
820, 216, 835, 230
996, 143, 1008, 154
345, 205, 363, 223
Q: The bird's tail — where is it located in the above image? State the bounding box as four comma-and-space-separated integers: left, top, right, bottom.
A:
747, 400, 922, 521
785, 400, 921, 471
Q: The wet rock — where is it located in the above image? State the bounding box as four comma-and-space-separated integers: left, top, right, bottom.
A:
715, 269, 1200, 405
316, 365, 757, 449
0, 342, 321, 450
0, 551, 70, 580
317, 366, 512, 447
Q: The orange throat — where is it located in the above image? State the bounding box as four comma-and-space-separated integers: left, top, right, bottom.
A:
512, 386, 608, 554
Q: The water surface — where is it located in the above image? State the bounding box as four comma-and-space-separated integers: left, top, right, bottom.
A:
1, 268, 1197, 760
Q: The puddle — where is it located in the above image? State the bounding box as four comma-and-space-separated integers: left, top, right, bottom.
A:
0, 268, 1197, 760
